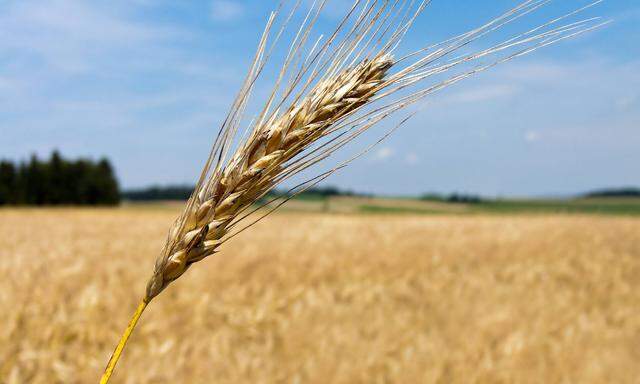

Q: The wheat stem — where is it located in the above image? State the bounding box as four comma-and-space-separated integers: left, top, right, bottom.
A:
99, 299, 148, 384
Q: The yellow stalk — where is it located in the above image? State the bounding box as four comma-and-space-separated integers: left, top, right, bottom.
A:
99, 299, 148, 384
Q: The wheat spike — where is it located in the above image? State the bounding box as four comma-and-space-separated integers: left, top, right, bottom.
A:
101, 1, 606, 382
145, 54, 394, 301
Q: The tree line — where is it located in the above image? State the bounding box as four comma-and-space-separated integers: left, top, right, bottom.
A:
421, 192, 483, 204
122, 185, 367, 202
0, 151, 120, 205
122, 185, 194, 201
585, 187, 640, 198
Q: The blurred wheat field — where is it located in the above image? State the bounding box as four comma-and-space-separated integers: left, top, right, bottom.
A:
1, 207, 639, 383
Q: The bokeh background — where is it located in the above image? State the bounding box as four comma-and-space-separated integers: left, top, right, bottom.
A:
1, 1, 639, 383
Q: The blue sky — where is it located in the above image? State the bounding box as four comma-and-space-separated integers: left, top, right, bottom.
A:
1, 0, 638, 196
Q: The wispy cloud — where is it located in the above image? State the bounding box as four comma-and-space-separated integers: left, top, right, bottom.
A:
0, 0, 185, 74
404, 152, 420, 165
373, 146, 395, 161
616, 95, 637, 111
524, 130, 540, 143
211, 1, 245, 22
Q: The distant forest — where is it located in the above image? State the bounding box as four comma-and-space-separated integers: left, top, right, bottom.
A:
420, 192, 483, 204
584, 187, 640, 198
0, 151, 120, 205
122, 185, 193, 201
122, 185, 362, 201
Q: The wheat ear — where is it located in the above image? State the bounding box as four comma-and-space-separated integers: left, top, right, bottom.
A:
101, 0, 605, 381
145, 54, 393, 301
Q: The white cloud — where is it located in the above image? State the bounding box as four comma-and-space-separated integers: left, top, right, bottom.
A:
616, 95, 637, 111
524, 130, 540, 142
501, 61, 568, 82
211, 1, 245, 22
404, 152, 419, 165
0, 0, 186, 74
373, 146, 394, 161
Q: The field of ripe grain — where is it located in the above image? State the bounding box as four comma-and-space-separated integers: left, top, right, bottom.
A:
1, 207, 639, 383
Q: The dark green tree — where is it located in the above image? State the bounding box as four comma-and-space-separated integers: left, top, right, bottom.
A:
48, 150, 66, 204
0, 151, 121, 206
24, 155, 48, 205
95, 158, 120, 205
0, 161, 16, 204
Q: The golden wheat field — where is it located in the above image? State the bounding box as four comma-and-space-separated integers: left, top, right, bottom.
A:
1, 206, 639, 384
